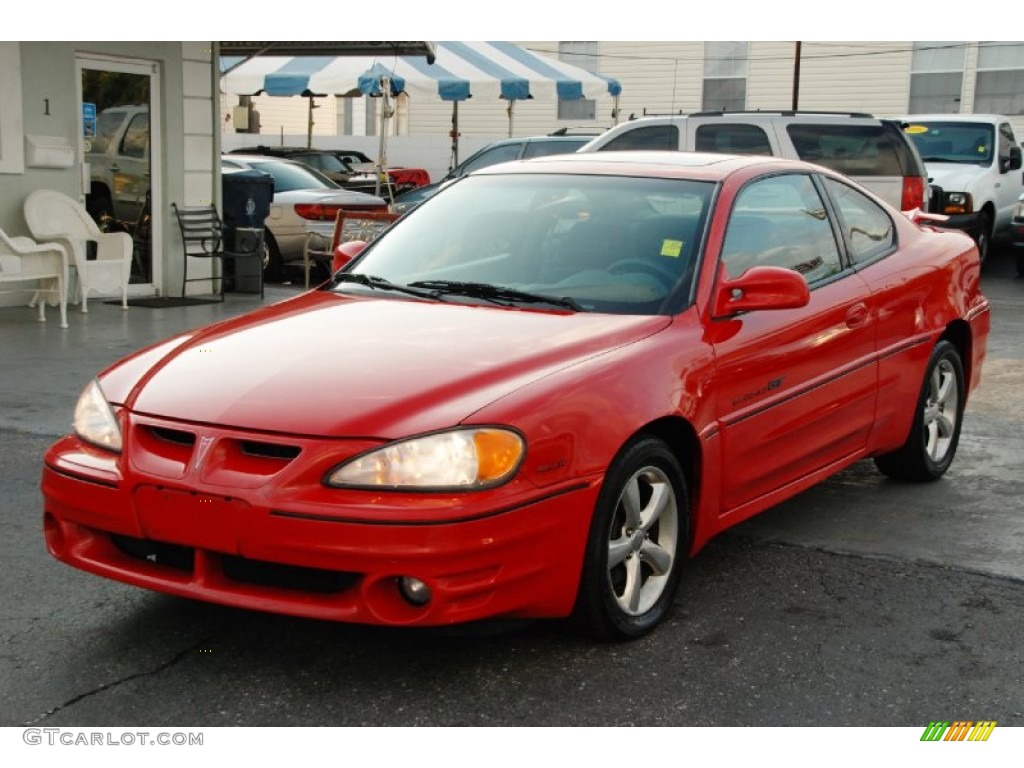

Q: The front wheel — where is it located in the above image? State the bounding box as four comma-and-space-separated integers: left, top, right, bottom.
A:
975, 211, 991, 267
874, 340, 965, 481
571, 437, 688, 640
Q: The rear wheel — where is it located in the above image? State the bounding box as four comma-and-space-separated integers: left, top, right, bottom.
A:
571, 437, 687, 640
874, 340, 964, 481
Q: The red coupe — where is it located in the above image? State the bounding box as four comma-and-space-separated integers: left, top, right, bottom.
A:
42, 152, 990, 639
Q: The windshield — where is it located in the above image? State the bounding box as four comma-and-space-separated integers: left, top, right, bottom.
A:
244, 159, 341, 192
338, 173, 714, 315
904, 122, 995, 165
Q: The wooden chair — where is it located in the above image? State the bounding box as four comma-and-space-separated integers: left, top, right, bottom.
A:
303, 210, 399, 289
172, 204, 265, 299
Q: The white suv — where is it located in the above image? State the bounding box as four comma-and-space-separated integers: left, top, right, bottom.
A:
579, 111, 929, 212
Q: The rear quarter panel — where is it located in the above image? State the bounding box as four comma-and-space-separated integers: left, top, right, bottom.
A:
857, 218, 988, 455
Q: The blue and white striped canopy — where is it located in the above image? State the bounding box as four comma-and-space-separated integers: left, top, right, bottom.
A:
221, 41, 622, 103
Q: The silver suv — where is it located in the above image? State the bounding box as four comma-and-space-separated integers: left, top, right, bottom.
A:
579, 111, 930, 212
85, 105, 150, 226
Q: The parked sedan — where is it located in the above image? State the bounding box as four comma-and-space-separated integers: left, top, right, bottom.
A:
42, 152, 989, 640
222, 154, 387, 281
227, 147, 430, 198
391, 133, 595, 214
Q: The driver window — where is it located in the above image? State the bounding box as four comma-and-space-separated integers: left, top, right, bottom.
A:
720, 174, 842, 284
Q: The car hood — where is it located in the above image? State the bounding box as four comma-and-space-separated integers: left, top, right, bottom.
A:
923, 162, 991, 193
107, 292, 670, 438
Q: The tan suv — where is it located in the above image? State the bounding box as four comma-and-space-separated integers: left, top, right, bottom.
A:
579, 111, 930, 212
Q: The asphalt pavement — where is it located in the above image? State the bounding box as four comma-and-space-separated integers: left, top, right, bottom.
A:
0, 257, 1022, 728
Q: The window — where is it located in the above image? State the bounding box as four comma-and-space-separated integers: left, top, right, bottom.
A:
601, 124, 679, 151
120, 113, 149, 159
824, 178, 895, 264
975, 42, 1024, 114
909, 42, 966, 113
702, 42, 748, 111
521, 139, 588, 159
459, 143, 522, 175
558, 42, 598, 121
787, 124, 903, 176
695, 123, 772, 155
721, 174, 842, 283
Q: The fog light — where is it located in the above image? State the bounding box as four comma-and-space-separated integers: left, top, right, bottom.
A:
397, 576, 432, 606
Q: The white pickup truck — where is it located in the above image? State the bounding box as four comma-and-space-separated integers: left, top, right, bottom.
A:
901, 114, 1024, 264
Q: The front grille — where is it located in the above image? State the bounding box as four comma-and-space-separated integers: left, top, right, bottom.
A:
929, 184, 943, 213
109, 532, 358, 595
222, 556, 358, 593
240, 440, 301, 460
111, 533, 194, 571
147, 427, 197, 447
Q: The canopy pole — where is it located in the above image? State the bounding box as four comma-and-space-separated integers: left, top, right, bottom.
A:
507, 99, 515, 139
612, 95, 621, 125
375, 76, 394, 204
449, 102, 460, 171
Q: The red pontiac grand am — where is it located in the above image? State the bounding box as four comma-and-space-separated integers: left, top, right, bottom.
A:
42, 152, 989, 640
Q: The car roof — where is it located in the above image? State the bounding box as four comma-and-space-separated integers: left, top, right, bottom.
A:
472, 150, 804, 181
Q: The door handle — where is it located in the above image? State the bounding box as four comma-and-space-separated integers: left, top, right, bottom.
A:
845, 302, 869, 329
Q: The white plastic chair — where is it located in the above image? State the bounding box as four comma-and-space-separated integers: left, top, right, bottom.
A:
0, 228, 68, 327
24, 189, 131, 312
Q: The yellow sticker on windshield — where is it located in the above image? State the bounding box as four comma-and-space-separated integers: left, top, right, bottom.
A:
661, 239, 683, 258
906, 125, 928, 134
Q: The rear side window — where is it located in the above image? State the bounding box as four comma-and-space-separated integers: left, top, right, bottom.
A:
824, 177, 896, 264
694, 123, 773, 155
599, 124, 679, 151
787, 124, 903, 176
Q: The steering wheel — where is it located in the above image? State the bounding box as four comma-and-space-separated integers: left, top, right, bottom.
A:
607, 258, 679, 290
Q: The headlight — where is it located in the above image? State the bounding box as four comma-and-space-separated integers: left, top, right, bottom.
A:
326, 428, 524, 490
942, 192, 973, 215
73, 379, 122, 452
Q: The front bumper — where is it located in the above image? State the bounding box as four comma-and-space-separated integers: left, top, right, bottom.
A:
41, 425, 599, 626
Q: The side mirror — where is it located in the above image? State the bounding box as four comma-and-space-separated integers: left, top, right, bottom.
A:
332, 240, 366, 273
712, 265, 810, 318
1001, 145, 1022, 173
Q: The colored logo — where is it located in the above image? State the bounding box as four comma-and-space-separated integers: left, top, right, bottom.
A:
920, 721, 996, 741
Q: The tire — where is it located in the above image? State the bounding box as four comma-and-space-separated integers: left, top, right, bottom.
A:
1015, 251, 1024, 278
262, 231, 284, 283
571, 437, 688, 640
874, 340, 965, 482
975, 211, 991, 267
86, 193, 114, 228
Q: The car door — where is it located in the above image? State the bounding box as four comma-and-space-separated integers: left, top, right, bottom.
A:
112, 110, 150, 223
709, 172, 877, 514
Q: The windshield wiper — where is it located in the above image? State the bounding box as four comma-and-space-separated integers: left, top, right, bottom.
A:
331, 273, 442, 301
407, 280, 582, 311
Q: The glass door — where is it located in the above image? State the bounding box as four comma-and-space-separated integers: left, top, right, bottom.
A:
78, 56, 161, 290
